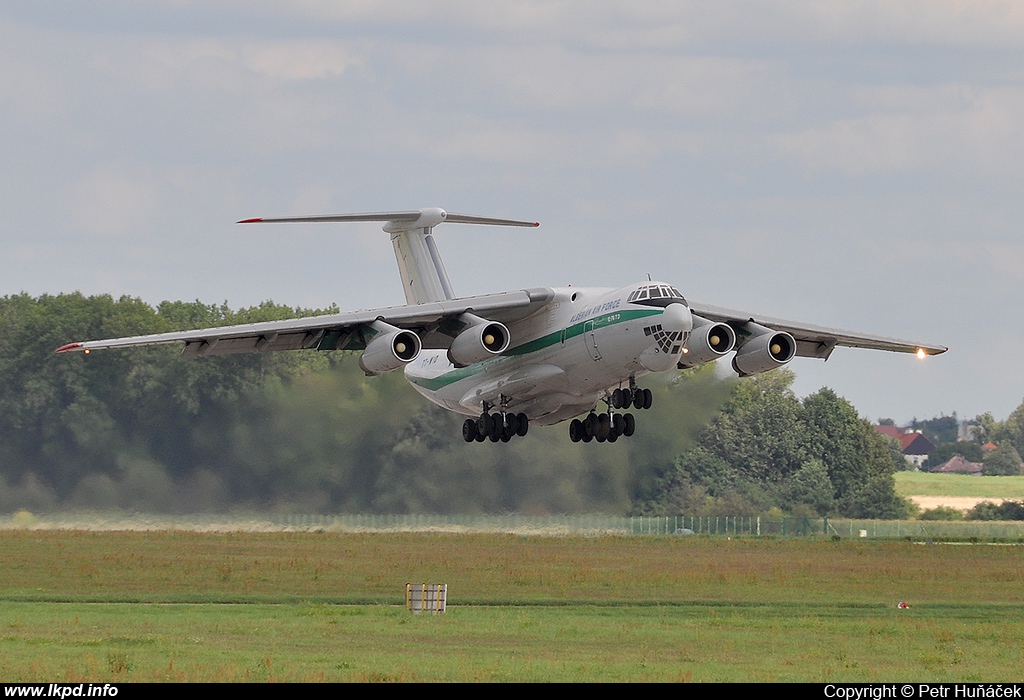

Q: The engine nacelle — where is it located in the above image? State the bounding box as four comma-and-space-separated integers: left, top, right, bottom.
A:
731, 323, 796, 376
358, 322, 422, 375
678, 315, 737, 368
447, 317, 510, 367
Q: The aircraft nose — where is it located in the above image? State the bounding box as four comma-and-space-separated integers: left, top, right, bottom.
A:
662, 302, 693, 334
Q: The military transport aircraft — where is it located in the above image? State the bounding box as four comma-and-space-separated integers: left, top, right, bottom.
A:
56, 207, 946, 444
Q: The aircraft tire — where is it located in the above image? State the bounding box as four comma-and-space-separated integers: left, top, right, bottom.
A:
462, 419, 477, 442
582, 432, 593, 443
585, 413, 599, 437
607, 430, 618, 443
611, 388, 623, 409
516, 413, 529, 437
623, 413, 636, 437
643, 388, 653, 410
505, 413, 518, 435
597, 414, 610, 440
621, 389, 632, 409
490, 413, 503, 438
569, 419, 582, 442
612, 413, 624, 436
475, 430, 487, 442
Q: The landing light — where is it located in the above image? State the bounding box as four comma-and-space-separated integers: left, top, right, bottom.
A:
916, 348, 926, 360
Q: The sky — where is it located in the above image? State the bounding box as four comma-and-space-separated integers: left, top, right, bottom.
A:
2, 1, 1022, 425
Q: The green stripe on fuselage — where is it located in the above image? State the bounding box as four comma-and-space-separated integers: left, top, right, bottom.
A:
406, 308, 663, 392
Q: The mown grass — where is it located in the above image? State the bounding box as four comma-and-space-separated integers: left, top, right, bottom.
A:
1, 531, 1023, 681
2, 531, 1024, 604
895, 471, 1024, 498
2, 601, 1023, 682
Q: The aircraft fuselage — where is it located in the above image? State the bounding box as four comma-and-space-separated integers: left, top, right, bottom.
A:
405, 282, 693, 425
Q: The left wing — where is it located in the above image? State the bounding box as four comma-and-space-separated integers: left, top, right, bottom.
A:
55, 288, 555, 356
688, 301, 947, 359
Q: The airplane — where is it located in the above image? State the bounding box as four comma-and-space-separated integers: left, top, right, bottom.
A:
55, 207, 946, 444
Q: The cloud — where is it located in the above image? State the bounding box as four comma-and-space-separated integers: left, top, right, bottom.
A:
770, 85, 1024, 178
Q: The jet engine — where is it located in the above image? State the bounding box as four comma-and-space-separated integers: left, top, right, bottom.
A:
358, 322, 422, 375
731, 322, 796, 376
447, 315, 510, 367
678, 315, 737, 368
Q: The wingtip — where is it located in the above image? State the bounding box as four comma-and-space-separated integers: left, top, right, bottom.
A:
54, 343, 83, 354
237, 217, 263, 224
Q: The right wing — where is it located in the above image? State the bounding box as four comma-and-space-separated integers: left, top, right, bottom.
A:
55, 288, 555, 356
688, 300, 947, 359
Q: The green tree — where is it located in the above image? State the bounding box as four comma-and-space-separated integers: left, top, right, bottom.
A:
637, 373, 908, 519
982, 443, 1023, 476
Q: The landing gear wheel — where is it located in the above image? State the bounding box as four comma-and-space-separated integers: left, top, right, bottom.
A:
612, 413, 624, 437
623, 413, 636, 437
516, 413, 529, 437
490, 413, 503, 438
569, 419, 583, 442
505, 413, 518, 436
462, 419, 477, 442
611, 388, 624, 409
597, 413, 611, 441
585, 413, 599, 438
643, 388, 653, 410
621, 389, 632, 409
632, 387, 644, 408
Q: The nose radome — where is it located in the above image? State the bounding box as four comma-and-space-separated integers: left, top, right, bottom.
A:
662, 302, 693, 334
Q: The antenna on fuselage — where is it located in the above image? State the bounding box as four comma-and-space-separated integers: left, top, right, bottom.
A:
238, 207, 539, 305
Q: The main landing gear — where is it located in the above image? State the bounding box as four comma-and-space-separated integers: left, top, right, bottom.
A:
568, 384, 653, 444
462, 396, 529, 443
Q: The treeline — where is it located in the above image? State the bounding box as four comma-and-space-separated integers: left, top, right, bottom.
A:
1, 293, 907, 517
634, 371, 909, 519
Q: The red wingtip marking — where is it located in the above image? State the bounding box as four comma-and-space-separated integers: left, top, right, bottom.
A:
237, 217, 263, 224
54, 343, 83, 354
534, 222, 540, 227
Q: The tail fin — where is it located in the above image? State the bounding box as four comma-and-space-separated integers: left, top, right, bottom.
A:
238, 207, 539, 305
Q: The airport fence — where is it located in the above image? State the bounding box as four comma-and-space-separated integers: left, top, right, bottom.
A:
5, 511, 1024, 540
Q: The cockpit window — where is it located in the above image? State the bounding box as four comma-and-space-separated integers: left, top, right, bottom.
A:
629, 284, 687, 306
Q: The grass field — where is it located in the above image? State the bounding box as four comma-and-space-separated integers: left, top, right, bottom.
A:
1, 530, 1023, 681
895, 471, 1024, 499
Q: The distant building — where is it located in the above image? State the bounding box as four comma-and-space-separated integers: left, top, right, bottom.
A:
934, 455, 983, 475
874, 425, 936, 469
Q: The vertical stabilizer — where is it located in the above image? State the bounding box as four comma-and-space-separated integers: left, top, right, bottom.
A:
391, 228, 456, 304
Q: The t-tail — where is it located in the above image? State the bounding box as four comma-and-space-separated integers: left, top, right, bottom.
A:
238, 207, 539, 305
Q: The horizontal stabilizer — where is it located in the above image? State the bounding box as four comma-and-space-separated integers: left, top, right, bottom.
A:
237, 207, 538, 233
